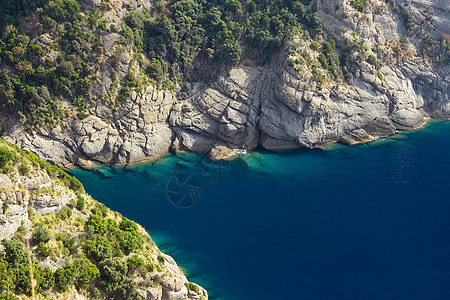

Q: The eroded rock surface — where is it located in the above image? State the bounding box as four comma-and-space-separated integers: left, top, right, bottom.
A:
4, 0, 449, 167
6, 61, 448, 168
6, 86, 175, 167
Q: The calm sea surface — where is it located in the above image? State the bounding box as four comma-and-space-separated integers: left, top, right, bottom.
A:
70, 120, 450, 300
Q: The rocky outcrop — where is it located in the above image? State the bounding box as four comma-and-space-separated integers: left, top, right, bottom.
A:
6, 85, 175, 168
170, 66, 263, 152
0, 169, 69, 239
170, 55, 447, 153
396, 0, 450, 38
0, 141, 207, 300
5, 58, 448, 168
3, 0, 449, 167
208, 145, 235, 160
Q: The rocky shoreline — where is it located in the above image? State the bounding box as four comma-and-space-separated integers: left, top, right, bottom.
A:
2, 0, 448, 168
4, 58, 449, 169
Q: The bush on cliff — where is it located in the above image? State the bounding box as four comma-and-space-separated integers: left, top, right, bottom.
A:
0, 148, 13, 168
32, 223, 51, 243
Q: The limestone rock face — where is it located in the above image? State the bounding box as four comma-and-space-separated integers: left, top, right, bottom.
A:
396, 0, 449, 38
339, 129, 372, 146
6, 86, 175, 167
169, 56, 441, 153
0, 174, 13, 189
0, 170, 74, 241
161, 276, 188, 300
4, 0, 450, 167
170, 66, 262, 152
364, 116, 397, 136
6, 60, 448, 167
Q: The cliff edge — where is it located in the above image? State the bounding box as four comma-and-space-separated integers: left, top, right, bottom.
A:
0, 138, 207, 300
1, 0, 449, 167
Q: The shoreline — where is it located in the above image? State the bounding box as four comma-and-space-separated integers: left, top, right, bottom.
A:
68, 120, 450, 300
67, 120, 450, 300
68, 118, 450, 171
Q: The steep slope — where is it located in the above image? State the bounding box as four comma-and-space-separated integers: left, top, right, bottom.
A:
0, 138, 207, 300
1, 0, 449, 167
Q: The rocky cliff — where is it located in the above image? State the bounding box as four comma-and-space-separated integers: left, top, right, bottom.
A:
0, 139, 207, 300
2, 0, 449, 167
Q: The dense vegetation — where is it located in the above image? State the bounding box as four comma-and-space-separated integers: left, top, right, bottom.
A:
0, 138, 174, 299
139, 0, 321, 79
0, 0, 107, 126
0, 0, 322, 126
0, 212, 147, 299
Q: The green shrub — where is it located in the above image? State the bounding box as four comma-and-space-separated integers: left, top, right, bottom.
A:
14, 264, 32, 295
99, 258, 128, 293
147, 58, 164, 79
98, 21, 106, 31
0, 148, 12, 168
90, 287, 101, 298
14, 225, 26, 239
84, 239, 113, 262
1, 239, 28, 269
68, 175, 84, 191
367, 54, 381, 69
350, 0, 365, 12
287, 58, 296, 67
18, 163, 30, 175
143, 263, 154, 274
76, 195, 85, 211
74, 258, 100, 289
154, 0, 167, 12
310, 41, 319, 51
0, 258, 16, 293
157, 255, 165, 265
185, 282, 199, 293
113, 277, 141, 300
116, 230, 143, 255
36, 266, 54, 292
322, 41, 335, 58
377, 70, 383, 80
28, 44, 44, 57
37, 244, 51, 257
152, 274, 162, 284
59, 205, 72, 220
0, 293, 19, 300
32, 223, 51, 243
87, 215, 108, 235
63, 236, 78, 255
27, 207, 34, 217
91, 203, 108, 217
54, 264, 76, 291
119, 218, 138, 232
45, 0, 81, 23
2, 203, 8, 214
127, 255, 144, 270
215, 42, 241, 64
318, 53, 329, 68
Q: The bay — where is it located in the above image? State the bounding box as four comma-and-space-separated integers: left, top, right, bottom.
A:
70, 120, 450, 300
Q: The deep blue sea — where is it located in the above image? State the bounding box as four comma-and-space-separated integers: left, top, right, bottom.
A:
69, 121, 450, 300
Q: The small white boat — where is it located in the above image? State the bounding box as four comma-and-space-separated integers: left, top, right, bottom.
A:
233, 148, 247, 155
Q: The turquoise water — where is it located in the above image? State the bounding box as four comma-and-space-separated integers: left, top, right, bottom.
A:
70, 121, 450, 300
